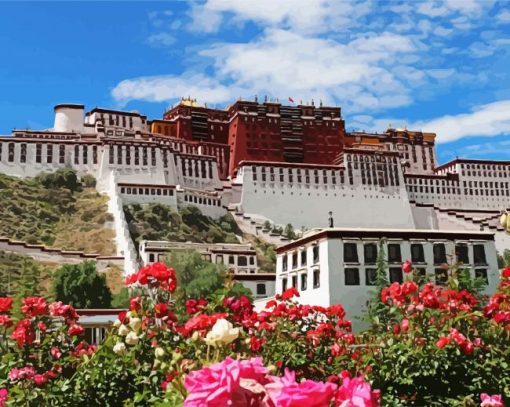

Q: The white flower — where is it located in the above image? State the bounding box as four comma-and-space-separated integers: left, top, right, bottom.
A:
125, 331, 139, 346
154, 347, 165, 359
129, 317, 141, 332
500, 213, 507, 227
204, 318, 239, 347
113, 319, 121, 328
113, 342, 126, 355
118, 324, 129, 336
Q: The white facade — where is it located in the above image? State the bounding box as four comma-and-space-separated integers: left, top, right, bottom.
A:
275, 228, 499, 324
235, 155, 416, 230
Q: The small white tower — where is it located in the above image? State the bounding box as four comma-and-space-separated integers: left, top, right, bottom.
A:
53, 104, 84, 133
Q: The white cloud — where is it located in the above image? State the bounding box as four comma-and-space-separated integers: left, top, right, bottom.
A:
413, 100, 510, 143
188, 0, 372, 34
497, 9, 510, 23
113, 29, 418, 112
112, 74, 239, 106
147, 33, 176, 47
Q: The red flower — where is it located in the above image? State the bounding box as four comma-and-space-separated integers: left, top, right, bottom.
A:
401, 318, 410, 333
21, 297, 47, 318
130, 297, 142, 313
125, 263, 177, 293
0, 297, 13, 313
402, 259, 413, 274
11, 319, 35, 347
0, 314, 12, 328
51, 347, 62, 359
250, 336, 264, 352
49, 302, 78, 322
281, 287, 300, 301
33, 374, 47, 387
436, 337, 449, 348
502, 267, 510, 279
68, 323, 85, 336
154, 303, 169, 318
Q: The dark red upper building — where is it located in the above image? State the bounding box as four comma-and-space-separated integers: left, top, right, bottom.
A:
153, 98, 345, 178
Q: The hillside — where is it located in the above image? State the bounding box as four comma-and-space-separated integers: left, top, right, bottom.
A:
124, 204, 241, 247
124, 204, 277, 272
0, 170, 116, 255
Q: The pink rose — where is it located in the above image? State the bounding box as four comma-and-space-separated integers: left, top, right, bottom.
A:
336, 376, 380, 407
0, 388, 8, 407
266, 369, 337, 407
480, 393, 504, 407
184, 357, 271, 407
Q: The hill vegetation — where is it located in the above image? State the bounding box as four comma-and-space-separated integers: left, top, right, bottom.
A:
124, 203, 277, 273
124, 204, 241, 247
0, 169, 115, 255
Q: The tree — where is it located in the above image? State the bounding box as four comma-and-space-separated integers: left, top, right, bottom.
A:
166, 250, 252, 317
283, 224, 296, 240
52, 261, 112, 308
364, 241, 391, 329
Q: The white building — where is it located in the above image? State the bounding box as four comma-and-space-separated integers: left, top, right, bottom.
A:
139, 240, 274, 299
273, 228, 499, 323
1, 102, 510, 284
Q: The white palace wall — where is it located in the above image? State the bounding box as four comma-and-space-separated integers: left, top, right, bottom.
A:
237, 161, 416, 230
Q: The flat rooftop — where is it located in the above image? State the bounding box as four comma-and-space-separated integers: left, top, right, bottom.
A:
277, 228, 495, 253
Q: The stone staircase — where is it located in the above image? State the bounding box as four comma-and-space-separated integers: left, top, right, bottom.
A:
411, 201, 506, 232
225, 204, 292, 246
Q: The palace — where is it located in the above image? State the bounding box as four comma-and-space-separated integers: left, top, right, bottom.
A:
0, 98, 508, 303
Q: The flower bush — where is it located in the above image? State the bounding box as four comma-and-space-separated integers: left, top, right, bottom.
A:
0, 260, 509, 406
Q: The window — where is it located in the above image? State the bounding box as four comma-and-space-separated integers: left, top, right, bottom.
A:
238, 256, 247, 266
344, 243, 358, 263
109, 146, 114, 164
345, 268, 360, 285
301, 273, 307, 290
74, 145, 79, 164
411, 244, 425, 263
300, 250, 307, 266
142, 147, 148, 166
256, 283, 266, 296
46, 145, 53, 163
292, 252, 298, 269
365, 268, 377, 286
59, 145, 65, 164
389, 267, 403, 283
20, 144, 27, 163
292, 275, 297, 288
149, 253, 155, 263
313, 269, 320, 288
388, 244, 402, 263
364, 243, 377, 264
216, 255, 223, 264
313, 246, 319, 263
282, 256, 288, 271
117, 145, 122, 165
8, 143, 14, 162
36, 144, 43, 163
433, 244, 447, 264
228, 256, 235, 265
82, 146, 87, 164
151, 148, 156, 166
134, 148, 139, 165
475, 269, 488, 285
92, 146, 98, 164
282, 278, 288, 292
455, 244, 469, 264
473, 245, 486, 265
435, 268, 448, 285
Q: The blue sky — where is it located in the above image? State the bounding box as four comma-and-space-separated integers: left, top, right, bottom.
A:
1, 1, 510, 164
